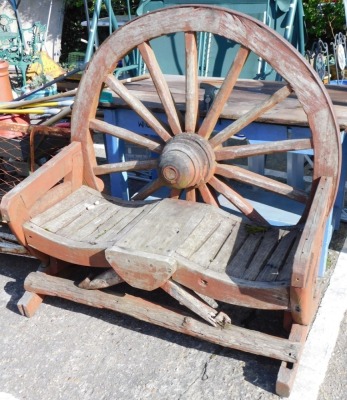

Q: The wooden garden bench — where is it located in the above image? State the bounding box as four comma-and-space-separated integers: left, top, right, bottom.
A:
0, 6, 341, 397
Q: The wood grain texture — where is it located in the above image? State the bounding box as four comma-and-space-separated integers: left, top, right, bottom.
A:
215, 139, 313, 161
198, 45, 250, 139
105, 74, 172, 141
0, 142, 82, 246
138, 41, 183, 135
24, 272, 300, 362
106, 246, 177, 290
93, 159, 158, 176
209, 85, 293, 148
185, 32, 199, 133
276, 324, 309, 397
209, 175, 268, 225
89, 118, 163, 153
215, 164, 308, 203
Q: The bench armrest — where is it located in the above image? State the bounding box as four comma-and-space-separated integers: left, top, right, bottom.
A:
1, 141, 83, 245
291, 176, 334, 288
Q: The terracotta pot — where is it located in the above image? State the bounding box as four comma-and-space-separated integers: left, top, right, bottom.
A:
0, 59, 29, 138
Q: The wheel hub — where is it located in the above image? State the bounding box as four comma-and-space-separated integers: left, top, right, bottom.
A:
159, 133, 215, 189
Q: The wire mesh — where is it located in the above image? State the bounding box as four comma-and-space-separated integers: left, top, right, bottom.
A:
0, 124, 70, 201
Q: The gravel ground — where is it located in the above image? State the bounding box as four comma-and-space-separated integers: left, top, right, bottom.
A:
1, 143, 346, 400
0, 254, 281, 400
318, 311, 347, 400
0, 222, 346, 400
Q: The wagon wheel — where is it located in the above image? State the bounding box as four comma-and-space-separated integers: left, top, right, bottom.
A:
71, 5, 340, 226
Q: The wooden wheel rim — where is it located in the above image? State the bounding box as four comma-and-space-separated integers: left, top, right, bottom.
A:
72, 5, 341, 223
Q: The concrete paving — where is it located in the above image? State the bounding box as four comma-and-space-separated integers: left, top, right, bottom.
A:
0, 237, 346, 400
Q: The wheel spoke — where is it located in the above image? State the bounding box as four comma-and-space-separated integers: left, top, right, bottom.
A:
209, 84, 293, 148
93, 159, 158, 176
209, 176, 269, 225
198, 46, 250, 139
215, 138, 312, 161
198, 183, 219, 207
185, 32, 199, 133
90, 118, 163, 153
215, 164, 308, 203
138, 42, 184, 135
131, 178, 163, 200
185, 187, 196, 202
105, 74, 172, 142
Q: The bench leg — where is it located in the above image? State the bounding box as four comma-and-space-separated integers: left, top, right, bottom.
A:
276, 323, 309, 397
17, 258, 68, 317
17, 291, 44, 317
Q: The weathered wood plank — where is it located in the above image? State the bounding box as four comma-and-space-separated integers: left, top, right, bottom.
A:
73, 205, 124, 241
225, 233, 263, 278
161, 279, 231, 327
208, 222, 248, 273
152, 205, 208, 255
292, 177, 332, 287
242, 229, 282, 281
276, 324, 309, 397
277, 234, 301, 282
57, 201, 115, 238
96, 203, 158, 242
175, 212, 224, 259
30, 186, 97, 226
257, 230, 298, 282
41, 192, 104, 233
190, 218, 235, 268
173, 255, 290, 310
106, 246, 177, 290
24, 272, 299, 362
23, 222, 110, 266
117, 199, 202, 253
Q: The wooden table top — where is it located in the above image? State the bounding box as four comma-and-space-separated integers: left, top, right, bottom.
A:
102, 75, 347, 130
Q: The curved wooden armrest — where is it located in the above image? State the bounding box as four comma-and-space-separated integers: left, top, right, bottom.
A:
291, 176, 334, 288
0, 141, 83, 245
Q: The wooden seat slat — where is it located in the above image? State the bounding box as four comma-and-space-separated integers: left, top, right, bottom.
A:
175, 213, 226, 259
30, 186, 96, 227
88, 206, 145, 242
73, 205, 126, 241
241, 229, 283, 281
40, 192, 105, 233
208, 222, 248, 273
190, 218, 237, 268
99, 202, 160, 243
256, 230, 299, 282
116, 199, 202, 252
140, 207, 206, 255
26, 184, 298, 285
277, 235, 301, 282
225, 233, 264, 278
